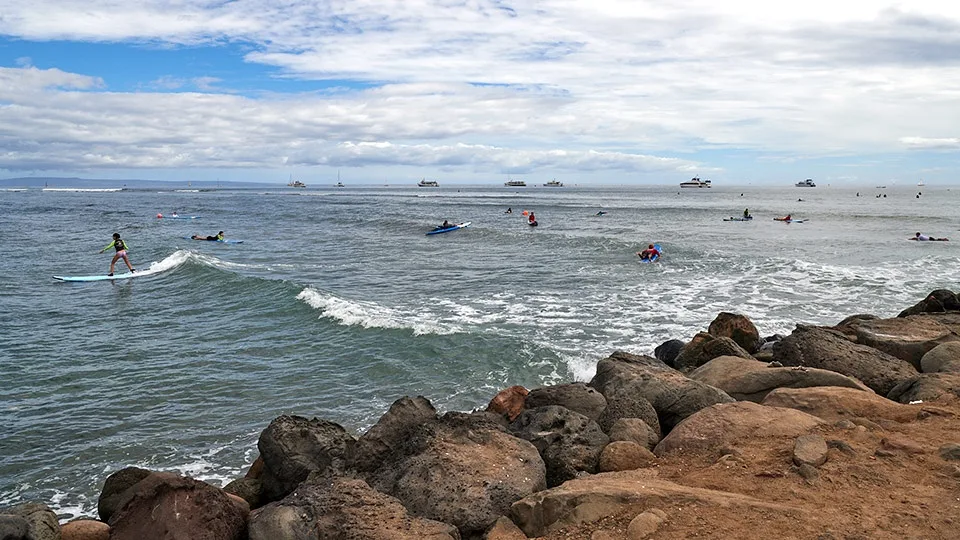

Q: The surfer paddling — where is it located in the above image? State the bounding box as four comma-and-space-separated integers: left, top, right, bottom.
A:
99, 232, 135, 276
192, 231, 225, 241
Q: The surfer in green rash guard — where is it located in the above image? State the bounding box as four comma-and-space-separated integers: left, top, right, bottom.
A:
192, 231, 224, 241
99, 232, 135, 276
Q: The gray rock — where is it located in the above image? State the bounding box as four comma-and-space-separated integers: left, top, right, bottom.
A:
898, 289, 960, 317
350, 396, 438, 473
674, 333, 754, 373
0, 502, 60, 540
793, 434, 829, 467
222, 477, 263, 509
597, 383, 661, 438
887, 373, 960, 403
920, 342, 960, 373
525, 383, 607, 422
938, 443, 960, 461
654, 339, 685, 368
607, 418, 659, 450
511, 405, 609, 487
0, 515, 28, 540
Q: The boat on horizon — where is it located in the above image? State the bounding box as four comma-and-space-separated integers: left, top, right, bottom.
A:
505, 179, 527, 187
679, 177, 711, 188
544, 180, 563, 187
287, 175, 306, 188
918, 179, 925, 187
796, 179, 816, 187
418, 179, 439, 187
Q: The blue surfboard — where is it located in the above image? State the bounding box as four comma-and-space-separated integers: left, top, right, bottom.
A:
54, 264, 170, 282
426, 222, 471, 235
638, 243, 662, 263
184, 236, 243, 244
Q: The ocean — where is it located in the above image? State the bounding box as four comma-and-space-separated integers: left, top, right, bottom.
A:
0, 182, 957, 519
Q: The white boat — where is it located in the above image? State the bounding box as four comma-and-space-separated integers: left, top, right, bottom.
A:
505, 179, 527, 187
679, 177, 711, 188
544, 180, 563, 187
336, 182, 344, 188
287, 175, 306, 188
795, 179, 816, 187
918, 179, 925, 187
418, 179, 439, 187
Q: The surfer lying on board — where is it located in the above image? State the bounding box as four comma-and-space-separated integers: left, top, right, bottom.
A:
99, 232, 135, 276
637, 244, 660, 260
192, 231, 225, 241
433, 221, 452, 231
910, 232, 949, 241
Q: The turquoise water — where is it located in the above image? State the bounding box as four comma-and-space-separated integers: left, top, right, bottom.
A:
1, 183, 957, 519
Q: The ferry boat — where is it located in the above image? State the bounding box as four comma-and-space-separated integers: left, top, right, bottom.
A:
418, 179, 439, 187
679, 177, 711, 188
795, 179, 816, 187
505, 179, 527, 187
544, 180, 563, 187
287, 175, 306, 188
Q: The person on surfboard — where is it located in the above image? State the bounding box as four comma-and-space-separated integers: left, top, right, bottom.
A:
637, 244, 660, 260
192, 231, 224, 241
910, 232, 949, 241
99, 232, 135, 276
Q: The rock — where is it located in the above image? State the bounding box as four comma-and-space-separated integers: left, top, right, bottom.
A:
840, 315, 960, 369
97, 466, 152, 522
485, 516, 527, 540
597, 383, 661, 438
486, 386, 529, 421
938, 443, 960, 461
796, 463, 820, 483
108, 472, 248, 539
654, 339, 685, 367
61, 519, 110, 540
510, 405, 609, 487
771, 325, 918, 396
509, 469, 802, 538
257, 414, 355, 502
762, 386, 916, 423
654, 402, 825, 457
674, 333, 754, 373
525, 383, 607, 422
879, 436, 928, 455
887, 373, 960, 404
607, 418, 659, 450
921, 342, 960, 373
0, 502, 59, 540
793, 434, 829, 467
222, 477, 263, 509
898, 289, 960, 316
590, 351, 734, 434
245, 456, 264, 479
363, 411, 545, 537
626, 510, 666, 539
351, 396, 438, 473
598, 441, 657, 472
689, 355, 872, 402
708, 312, 761, 353
249, 476, 457, 540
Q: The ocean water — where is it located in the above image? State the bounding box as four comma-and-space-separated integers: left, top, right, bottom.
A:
1, 183, 958, 519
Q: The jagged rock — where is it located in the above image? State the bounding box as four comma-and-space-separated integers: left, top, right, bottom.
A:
598, 441, 657, 472
762, 386, 917, 423
898, 289, 960, 317
511, 405, 609, 487
654, 339, 685, 368
351, 396, 438, 472
607, 418, 659, 450
525, 383, 607, 422
921, 342, 960, 373
674, 333, 754, 373
61, 518, 110, 540
248, 476, 458, 540
108, 472, 247, 539
838, 315, 960, 369
97, 466, 152, 522
689, 355, 872, 402
654, 402, 825, 457
363, 411, 545, 537
887, 373, 960, 404
258, 415, 355, 502
590, 351, 734, 434
793, 434, 828, 467
772, 325, 918, 395
486, 386, 529, 421
708, 312, 761, 353
509, 470, 802, 538
596, 383, 661, 438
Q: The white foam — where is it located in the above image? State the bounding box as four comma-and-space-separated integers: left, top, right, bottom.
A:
297, 288, 458, 335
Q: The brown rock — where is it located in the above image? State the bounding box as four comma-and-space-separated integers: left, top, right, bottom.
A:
245, 456, 264, 479
708, 312, 761, 353
793, 434, 829, 467
598, 441, 657, 472
845, 315, 960, 369
608, 418, 659, 450
485, 516, 527, 540
921, 342, 960, 373
487, 385, 529, 421
627, 510, 666, 539
61, 519, 110, 540
674, 333, 754, 372
879, 435, 928, 455
761, 386, 917, 423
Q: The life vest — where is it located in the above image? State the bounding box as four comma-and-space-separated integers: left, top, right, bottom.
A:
114, 239, 126, 251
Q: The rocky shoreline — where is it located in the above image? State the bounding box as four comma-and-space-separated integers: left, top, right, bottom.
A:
3, 289, 960, 540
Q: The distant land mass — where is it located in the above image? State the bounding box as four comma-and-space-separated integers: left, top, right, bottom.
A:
0, 177, 276, 189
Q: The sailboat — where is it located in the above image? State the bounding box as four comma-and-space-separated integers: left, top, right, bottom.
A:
336, 170, 344, 188
918, 178, 925, 187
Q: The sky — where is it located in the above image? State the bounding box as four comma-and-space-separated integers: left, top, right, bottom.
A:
1, 1, 959, 186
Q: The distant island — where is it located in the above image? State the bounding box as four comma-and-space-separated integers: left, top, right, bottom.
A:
0, 177, 275, 189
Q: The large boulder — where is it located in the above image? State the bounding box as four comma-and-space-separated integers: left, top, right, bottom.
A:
350, 396, 438, 472
771, 325, 919, 396
589, 351, 735, 434
607, 418, 659, 450
762, 386, 917, 423
60, 519, 110, 540
363, 411, 546, 537
510, 406, 609, 487
887, 373, 960, 404
524, 383, 607, 422
921, 342, 960, 373
654, 401, 825, 457
97, 466, 152, 522
258, 415, 355, 502
654, 339, 685, 368
708, 312, 761, 353
0, 503, 59, 540
108, 472, 247, 540
898, 289, 960, 317
596, 382, 661, 437
674, 333, 754, 373
840, 316, 960, 369
689, 355, 872, 402
249, 476, 458, 540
